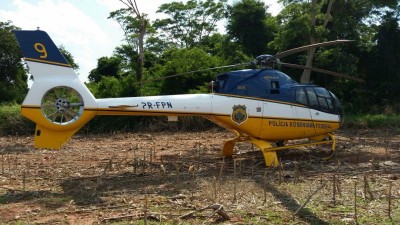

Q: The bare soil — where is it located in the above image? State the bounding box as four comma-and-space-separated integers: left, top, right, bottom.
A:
0, 128, 399, 224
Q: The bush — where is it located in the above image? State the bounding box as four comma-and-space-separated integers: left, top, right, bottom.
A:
0, 104, 219, 136
0, 104, 34, 135
81, 116, 218, 134
343, 114, 400, 129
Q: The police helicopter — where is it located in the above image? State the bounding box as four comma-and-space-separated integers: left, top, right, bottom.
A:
13, 30, 363, 167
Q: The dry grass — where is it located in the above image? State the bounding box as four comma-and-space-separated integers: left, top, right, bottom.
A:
0, 129, 399, 224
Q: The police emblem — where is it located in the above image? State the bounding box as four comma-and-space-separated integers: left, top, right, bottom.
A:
231, 105, 248, 125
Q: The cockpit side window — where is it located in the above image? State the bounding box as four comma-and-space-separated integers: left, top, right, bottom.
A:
306, 87, 319, 109
270, 81, 280, 94
318, 97, 329, 111
295, 88, 308, 105
216, 74, 229, 91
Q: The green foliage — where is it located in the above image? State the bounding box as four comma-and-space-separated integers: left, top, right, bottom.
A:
96, 76, 122, 98
82, 115, 216, 134
270, 2, 327, 51
58, 45, 79, 70
140, 67, 163, 96
154, 0, 228, 48
311, 47, 361, 98
343, 113, 400, 129
366, 12, 400, 104
0, 21, 28, 104
88, 56, 122, 83
227, 0, 277, 56
0, 104, 34, 135
0, 104, 215, 136
90, 73, 139, 98
108, 8, 151, 43
158, 48, 223, 94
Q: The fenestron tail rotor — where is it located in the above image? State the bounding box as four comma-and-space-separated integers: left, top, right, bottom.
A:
41, 86, 84, 125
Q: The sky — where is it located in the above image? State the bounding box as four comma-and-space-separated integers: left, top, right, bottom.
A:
0, 0, 282, 83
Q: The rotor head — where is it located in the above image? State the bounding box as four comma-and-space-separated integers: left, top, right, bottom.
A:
253, 54, 281, 69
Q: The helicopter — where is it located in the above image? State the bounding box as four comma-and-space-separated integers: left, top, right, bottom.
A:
13, 30, 363, 167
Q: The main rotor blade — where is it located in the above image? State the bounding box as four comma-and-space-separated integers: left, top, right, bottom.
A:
275, 40, 354, 59
280, 62, 365, 83
137, 63, 248, 84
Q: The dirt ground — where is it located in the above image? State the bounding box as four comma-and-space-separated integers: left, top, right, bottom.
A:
0, 128, 399, 224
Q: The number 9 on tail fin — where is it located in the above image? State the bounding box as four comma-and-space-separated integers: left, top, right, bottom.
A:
13, 30, 71, 67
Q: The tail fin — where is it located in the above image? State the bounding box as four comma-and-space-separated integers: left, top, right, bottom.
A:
13, 30, 97, 149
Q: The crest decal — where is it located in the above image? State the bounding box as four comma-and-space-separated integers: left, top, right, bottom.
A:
231, 105, 248, 125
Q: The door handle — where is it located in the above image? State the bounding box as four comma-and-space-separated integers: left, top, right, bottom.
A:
315, 112, 319, 115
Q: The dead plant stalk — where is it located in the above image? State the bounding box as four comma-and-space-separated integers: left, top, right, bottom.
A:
293, 182, 325, 219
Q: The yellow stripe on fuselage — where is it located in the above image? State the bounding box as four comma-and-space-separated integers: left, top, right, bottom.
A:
208, 115, 339, 141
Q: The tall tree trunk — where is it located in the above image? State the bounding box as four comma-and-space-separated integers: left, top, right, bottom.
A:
119, 0, 146, 91
137, 20, 146, 90
300, 0, 335, 84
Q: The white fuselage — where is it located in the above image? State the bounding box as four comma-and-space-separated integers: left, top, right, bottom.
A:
93, 93, 341, 141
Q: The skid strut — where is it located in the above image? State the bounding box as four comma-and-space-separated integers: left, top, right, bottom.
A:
222, 133, 336, 167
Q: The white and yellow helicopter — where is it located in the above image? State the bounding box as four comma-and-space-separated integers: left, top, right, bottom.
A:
13, 30, 363, 167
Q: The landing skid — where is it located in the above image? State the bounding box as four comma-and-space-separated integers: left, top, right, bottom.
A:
222, 133, 336, 167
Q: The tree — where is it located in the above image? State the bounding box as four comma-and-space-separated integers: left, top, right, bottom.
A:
110, 0, 149, 88
0, 21, 28, 104
154, 0, 228, 48
59, 45, 79, 71
299, 0, 334, 84
96, 76, 123, 98
269, 1, 342, 79
113, 44, 139, 75
226, 0, 276, 56
159, 48, 223, 95
367, 12, 400, 103
277, 0, 398, 83
323, 0, 399, 107
270, 3, 313, 52
88, 56, 122, 83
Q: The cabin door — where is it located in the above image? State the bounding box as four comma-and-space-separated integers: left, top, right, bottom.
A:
293, 87, 316, 138
260, 101, 297, 140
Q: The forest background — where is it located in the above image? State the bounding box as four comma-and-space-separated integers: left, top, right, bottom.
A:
1, 0, 400, 135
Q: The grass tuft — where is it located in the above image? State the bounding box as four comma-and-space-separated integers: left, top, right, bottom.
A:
343, 114, 400, 129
